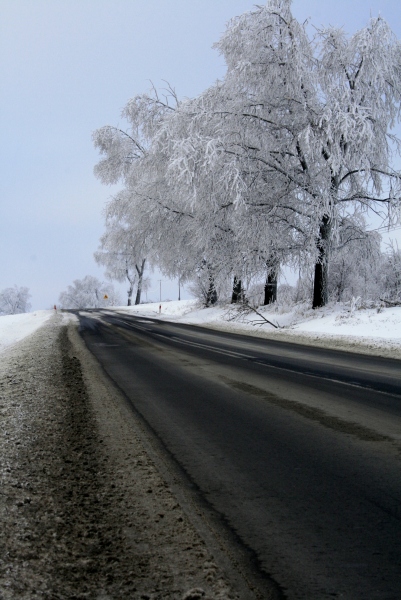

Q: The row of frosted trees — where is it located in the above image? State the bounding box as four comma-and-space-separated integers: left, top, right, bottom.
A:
93, 0, 401, 308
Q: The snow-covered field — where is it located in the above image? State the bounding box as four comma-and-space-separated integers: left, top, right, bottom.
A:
0, 310, 53, 355
1, 301, 400, 359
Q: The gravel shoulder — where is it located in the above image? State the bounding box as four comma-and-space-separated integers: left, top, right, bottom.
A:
0, 314, 260, 599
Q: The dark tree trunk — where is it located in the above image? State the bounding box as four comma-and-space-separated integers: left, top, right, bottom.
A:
264, 274, 277, 305
313, 215, 331, 308
135, 258, 146, 305
231, 277, 243, 304
264, 259, 279, 305
206, 273, 217, 306
127, 280, 134, 306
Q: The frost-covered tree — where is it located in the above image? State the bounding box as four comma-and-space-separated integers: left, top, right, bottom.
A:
0, 285, 31, 315
94, 193, 149, 305
92, 86, 191, 295
310, 17, 401, 306
328, 216, 382, 302
160, 83, 305, 304
168, 1, 401, 307
94, 85, 240, 304
58, 276, 120, 309
92, 2, 401, 310
94, 81, 306, 305
163, 3, 321, 301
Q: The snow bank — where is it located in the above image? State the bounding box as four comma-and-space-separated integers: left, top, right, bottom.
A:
114, 300, 401, 358
294, 306, 401, 339
0, 310, 54, 355
116, 300, 198, 319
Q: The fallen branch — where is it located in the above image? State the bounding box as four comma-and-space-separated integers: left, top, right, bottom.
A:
380, 298, 401, 307
242, 303, 279, 329
226, 301, 280, 328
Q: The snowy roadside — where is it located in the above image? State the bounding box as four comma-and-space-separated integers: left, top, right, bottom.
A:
0, 310, 53, 355
113, 299, 401, 360
0, 314, 255, 599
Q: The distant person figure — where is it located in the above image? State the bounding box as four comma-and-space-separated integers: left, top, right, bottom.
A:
54, 305, 57, 311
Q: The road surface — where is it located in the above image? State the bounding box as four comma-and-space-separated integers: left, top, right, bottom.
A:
76, 310, 401, 600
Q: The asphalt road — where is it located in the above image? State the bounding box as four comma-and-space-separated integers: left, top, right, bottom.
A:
76, 310, 401, 600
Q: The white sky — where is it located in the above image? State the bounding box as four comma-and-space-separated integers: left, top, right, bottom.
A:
1, 0, 401, 309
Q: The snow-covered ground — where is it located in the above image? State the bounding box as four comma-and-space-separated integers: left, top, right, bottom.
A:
1, 301, 400, 359
0, 310, 53, 355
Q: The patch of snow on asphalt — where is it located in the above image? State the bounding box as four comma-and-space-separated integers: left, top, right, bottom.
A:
0, 310, 53, 354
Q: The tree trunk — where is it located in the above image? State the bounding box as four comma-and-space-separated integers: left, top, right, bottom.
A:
231, 277, 243, 304
127, 281, 134, 306
135, 258, 146, 305
313, 215, 331, 308
264, 260, 279, 305
206, 273, 217, 306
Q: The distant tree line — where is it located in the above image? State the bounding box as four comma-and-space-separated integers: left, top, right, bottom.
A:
93, 0, 401, 309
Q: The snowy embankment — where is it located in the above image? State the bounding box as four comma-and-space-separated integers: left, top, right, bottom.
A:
0, 310, 53, 355
116, 299, 401, 359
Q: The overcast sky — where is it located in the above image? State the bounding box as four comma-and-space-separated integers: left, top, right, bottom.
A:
1, 0, 401, 310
